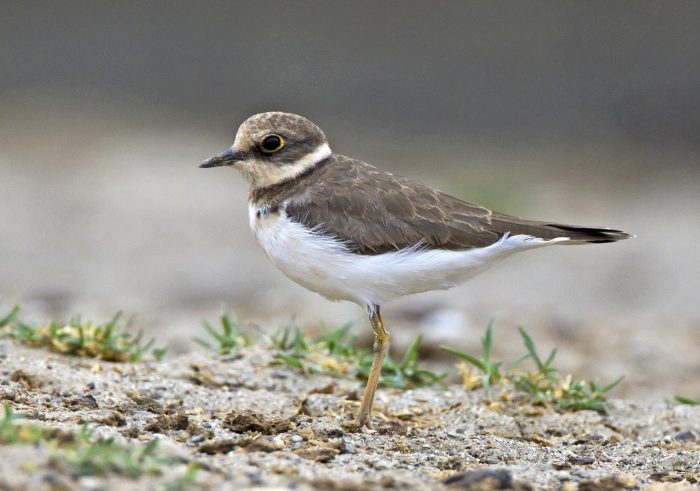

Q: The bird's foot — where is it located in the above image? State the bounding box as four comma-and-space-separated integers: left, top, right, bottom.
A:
356, 412, 374, 429
342, 413, 373, 433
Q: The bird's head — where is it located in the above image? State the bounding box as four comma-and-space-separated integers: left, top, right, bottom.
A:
200, 112, 331, 189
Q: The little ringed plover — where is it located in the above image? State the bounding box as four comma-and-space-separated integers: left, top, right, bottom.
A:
200, 111, 631, 428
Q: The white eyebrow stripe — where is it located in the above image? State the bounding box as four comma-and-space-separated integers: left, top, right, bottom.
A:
274, 142, 332, 181
294, 143, 332, 169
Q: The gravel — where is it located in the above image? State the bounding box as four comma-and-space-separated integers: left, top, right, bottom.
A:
0, 339, 698, 490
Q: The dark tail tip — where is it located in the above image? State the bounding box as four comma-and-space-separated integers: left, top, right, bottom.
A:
549, 224, 633, 243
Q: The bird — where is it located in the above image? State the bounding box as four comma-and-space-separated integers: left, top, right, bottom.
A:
200, 111, 631, 428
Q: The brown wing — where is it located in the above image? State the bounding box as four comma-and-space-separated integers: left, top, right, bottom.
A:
282, 156, 630, 254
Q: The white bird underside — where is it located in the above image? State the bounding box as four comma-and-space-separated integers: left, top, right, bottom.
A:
250, 204, 569, 309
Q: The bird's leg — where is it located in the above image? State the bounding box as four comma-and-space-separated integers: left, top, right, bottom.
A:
357, 305, 390, 428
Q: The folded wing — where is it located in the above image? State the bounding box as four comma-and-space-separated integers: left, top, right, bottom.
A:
283, 156, 630, 255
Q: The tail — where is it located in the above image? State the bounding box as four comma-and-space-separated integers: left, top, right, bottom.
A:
542, 224, 632, 244
491, 215, 633, 244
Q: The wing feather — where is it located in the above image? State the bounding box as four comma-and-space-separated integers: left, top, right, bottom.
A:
270, 155, 630, 254
284, 157, 501, 254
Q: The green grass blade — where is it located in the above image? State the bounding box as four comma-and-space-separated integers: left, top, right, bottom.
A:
673, 395, 698, 405
441, 346, 487, 372
601, 375, 625, 393
482, 320, 495, 364
0, 305, 20, 327
274, 353, 304, 370
401, 336, 422, 366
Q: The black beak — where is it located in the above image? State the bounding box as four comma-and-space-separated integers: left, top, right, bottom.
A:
199, 148, 244, 168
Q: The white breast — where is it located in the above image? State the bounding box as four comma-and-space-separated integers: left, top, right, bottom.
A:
248, 203, 568, 309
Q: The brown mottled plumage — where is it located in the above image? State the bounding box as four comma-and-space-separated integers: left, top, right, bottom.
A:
251, 154, 629, 255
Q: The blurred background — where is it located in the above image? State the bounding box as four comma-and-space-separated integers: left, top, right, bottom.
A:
1, 1, 698, 400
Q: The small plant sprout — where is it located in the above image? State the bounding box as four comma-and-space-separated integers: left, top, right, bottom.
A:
441, 320, 503, 397
272, 323, 445, 389
272, 323, 357, 376
194, 310, 252, 355
442, 322, 624, 413
0, 305, 20, 328
0, 404, 43, 445
52, 425, 177, 478
513, 327, 624, 412
1, 405, 184, 478
0, 307, 166, 362
517, 327, 557, 377
270, 321, 310, 355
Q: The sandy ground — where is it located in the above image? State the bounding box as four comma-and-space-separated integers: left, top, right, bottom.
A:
1, 339, 698, 490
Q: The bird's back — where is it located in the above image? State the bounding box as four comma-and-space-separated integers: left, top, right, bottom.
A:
251, 154, 630, 255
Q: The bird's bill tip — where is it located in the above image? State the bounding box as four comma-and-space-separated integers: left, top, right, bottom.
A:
199, 148, 240, 168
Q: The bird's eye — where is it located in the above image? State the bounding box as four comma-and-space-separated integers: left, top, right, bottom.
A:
260, 134, 284, 153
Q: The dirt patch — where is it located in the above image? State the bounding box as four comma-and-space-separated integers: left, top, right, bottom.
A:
144, 412, 190, 432
224, 410, 293, 435
198, 438, 238, 455
444, 469, 533, 490
8, 369, 42, 389
95, 410, 127, 427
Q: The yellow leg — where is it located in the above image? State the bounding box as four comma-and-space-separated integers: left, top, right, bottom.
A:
357, 306, 390, 428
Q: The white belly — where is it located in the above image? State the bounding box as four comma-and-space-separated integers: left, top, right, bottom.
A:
248, 204, 567, 309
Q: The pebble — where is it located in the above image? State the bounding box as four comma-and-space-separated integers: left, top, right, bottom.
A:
290, 434, 303, 443
78, 477, 104, 491
575, 433, 604, 443
444, 469, 513, 488
187, 434, 207, 445
674, 430, 696, 442
568, 455, 595, 465
370, 458, 389, 470
42, 474, 66, 485
659, 454, 679, 468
